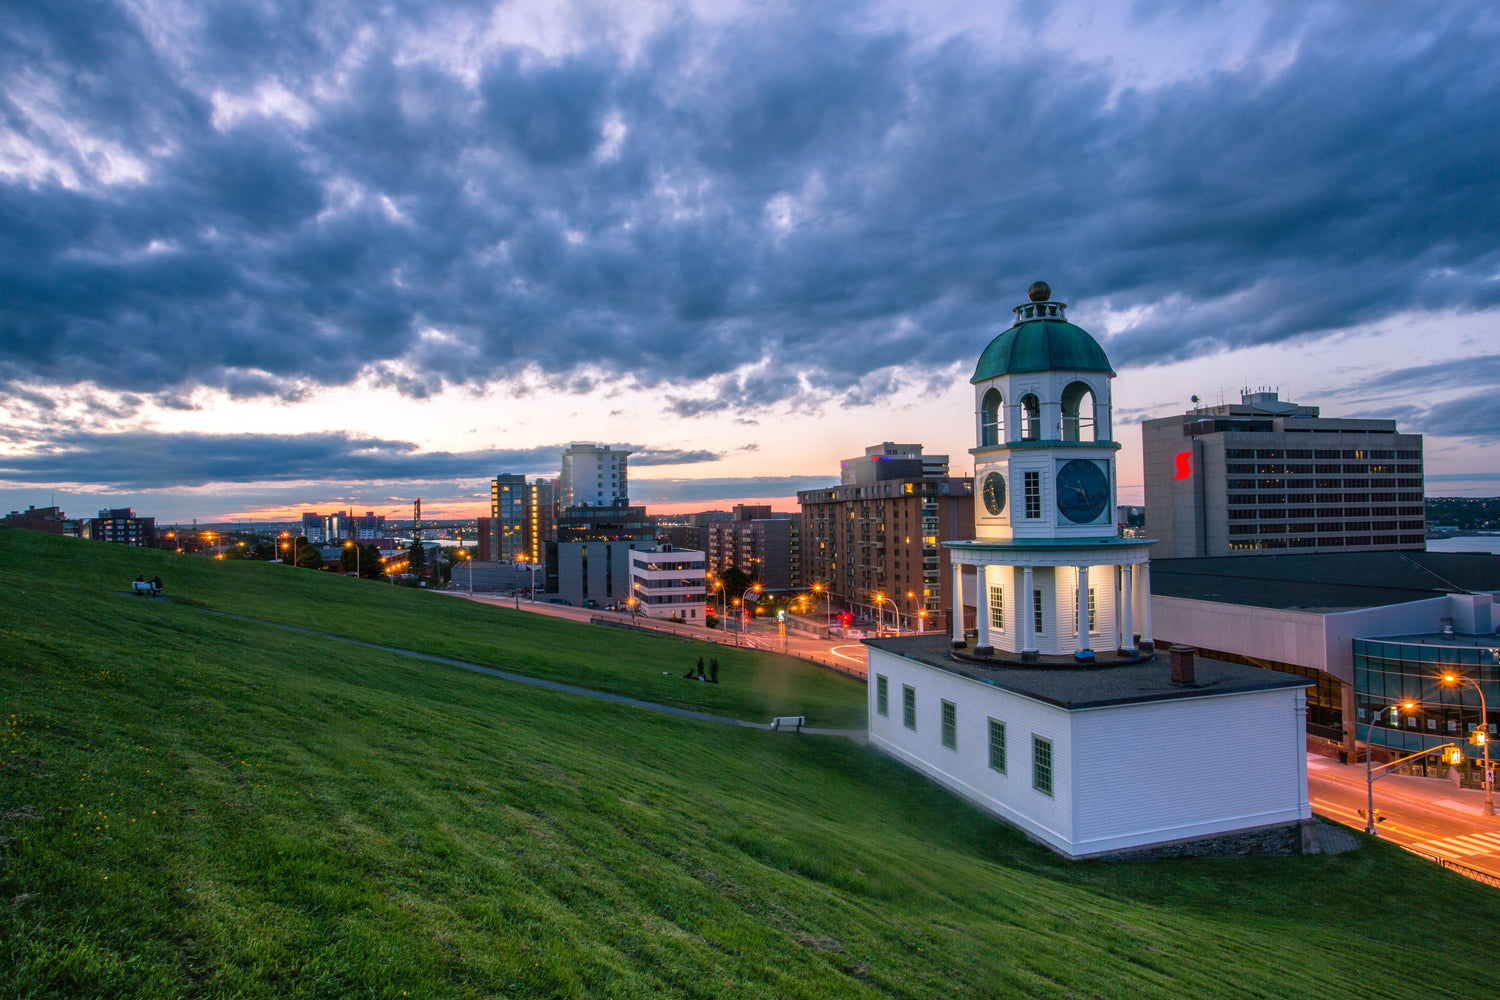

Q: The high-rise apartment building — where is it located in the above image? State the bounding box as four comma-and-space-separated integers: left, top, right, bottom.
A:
522, 479, 556, 566
705, 505, 802, 590
300, 512, 328, 543
559, 444, 630, 508
1143, 391, 1424, 557
490, 474, 527, 561
354, 511, 386, 541
799, 471, 973, 632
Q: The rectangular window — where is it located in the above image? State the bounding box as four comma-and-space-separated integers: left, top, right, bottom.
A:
941, 700, 956, 749
1024, 471, 1041, 518
988, 719, 1006, 772
1075, 588, 1096, 633
1033, 590, 1044, 635
989, 585, 1004, 630
1033, 735, 1053, 796
902, 685, 916, 730
876, 675, 888, 716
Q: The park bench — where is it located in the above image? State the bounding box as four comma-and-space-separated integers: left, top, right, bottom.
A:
770, 716, 805, 732
131, 579, 162, 595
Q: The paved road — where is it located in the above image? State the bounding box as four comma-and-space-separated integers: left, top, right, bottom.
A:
1308, 754, 1500, 877
441, 591, 870, 677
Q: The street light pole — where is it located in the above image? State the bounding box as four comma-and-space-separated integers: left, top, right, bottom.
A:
1443, 671, 1494, 816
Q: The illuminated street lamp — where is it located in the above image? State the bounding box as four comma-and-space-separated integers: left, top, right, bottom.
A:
873, 592, 896, 636
344, 540, 360, 579
1362, 700, 1465, 835
812, 581, 831, 630
1442, 671, 1494, 816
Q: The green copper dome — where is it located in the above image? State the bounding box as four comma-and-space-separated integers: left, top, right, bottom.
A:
971, 288, 1115, 383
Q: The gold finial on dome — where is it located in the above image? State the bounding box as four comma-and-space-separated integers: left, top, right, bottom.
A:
1028, 281, 1051, 302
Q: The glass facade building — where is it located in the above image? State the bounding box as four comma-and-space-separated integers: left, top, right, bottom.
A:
1354, 634, 1499, 755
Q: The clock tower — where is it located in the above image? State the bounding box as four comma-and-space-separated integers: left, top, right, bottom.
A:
947, 282, 1154, 661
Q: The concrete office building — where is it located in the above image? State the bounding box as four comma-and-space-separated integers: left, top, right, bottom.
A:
841, 443, 950, 485
1143, 391, 1424, 558
629, 546, 708, 620
551, 540, 651, 608
559, 444, 630, 509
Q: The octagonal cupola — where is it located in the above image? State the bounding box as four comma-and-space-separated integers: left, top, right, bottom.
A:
973, 281, 1116, 452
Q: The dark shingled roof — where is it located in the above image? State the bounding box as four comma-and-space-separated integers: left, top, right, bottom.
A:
866, 635, 1310, 710
1150, 551, 1500, 613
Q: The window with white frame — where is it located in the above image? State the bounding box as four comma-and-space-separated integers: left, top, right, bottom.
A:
1033, 590, 1044, 635
989, 585, 1004, 630
1024, 472, 1041, 519
988, 719, 1006, 772
941, 700, 956, 749
876, 674, 888, 716
1033, 735, 1053, 796
1075, 587, 1096, 633
902, 685, 916, 730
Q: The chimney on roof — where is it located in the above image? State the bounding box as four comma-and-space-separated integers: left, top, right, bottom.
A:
1170, 645, 1197, 686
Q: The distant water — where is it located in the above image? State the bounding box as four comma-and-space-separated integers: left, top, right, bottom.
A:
1426, 535, 1500, 555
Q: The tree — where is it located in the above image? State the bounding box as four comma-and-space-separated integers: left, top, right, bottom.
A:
406, 540, 426, 575
293, 536, 323, 570
718, 566, 754, 599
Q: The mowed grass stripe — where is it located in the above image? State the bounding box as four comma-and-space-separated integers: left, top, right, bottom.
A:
2, 528, 1497, 998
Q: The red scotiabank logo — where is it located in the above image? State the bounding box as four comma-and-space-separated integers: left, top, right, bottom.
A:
1174, 451, 1192, 480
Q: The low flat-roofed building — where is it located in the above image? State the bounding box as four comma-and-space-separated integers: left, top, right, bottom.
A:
629, 546, 707, 621
1150, 551, 1500, 756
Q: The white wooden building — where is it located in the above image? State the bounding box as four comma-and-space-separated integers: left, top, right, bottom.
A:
866, 641, 1312, 858
866, 283, 1314, 859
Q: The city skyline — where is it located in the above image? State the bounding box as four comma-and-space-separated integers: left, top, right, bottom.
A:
2, 1, 1498, 523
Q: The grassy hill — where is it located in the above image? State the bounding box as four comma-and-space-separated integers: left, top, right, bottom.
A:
2, 527, 1497, 999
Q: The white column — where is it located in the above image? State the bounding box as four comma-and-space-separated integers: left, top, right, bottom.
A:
975, 564, 992, 653
1022, 565, 1036, 657
950, 560, 964, 646
1114, 566, 1124, 651
1076, 565, 1091, 653
1120, 563, 1135, 653
1138, 561, 1153, 647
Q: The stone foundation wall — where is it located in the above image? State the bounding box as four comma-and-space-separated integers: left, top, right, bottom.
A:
1092, 820, 1312, 862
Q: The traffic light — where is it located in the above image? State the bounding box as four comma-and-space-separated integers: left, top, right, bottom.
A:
1357, 808, 1386, 824
1444, 746, 1465, 766
1471, 728, 1488, 747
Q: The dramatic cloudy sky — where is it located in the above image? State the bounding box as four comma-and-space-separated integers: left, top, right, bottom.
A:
2, 0, 1497, 522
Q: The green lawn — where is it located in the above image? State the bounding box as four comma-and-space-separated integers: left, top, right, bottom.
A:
2, 527, 1497, 999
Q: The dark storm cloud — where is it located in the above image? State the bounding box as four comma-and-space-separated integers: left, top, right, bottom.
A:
631, 476, 838, 505
0, 431, 548, 490
628, 448, 723, 466
2, 0, 1497, 413
0, 429, 729, 490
